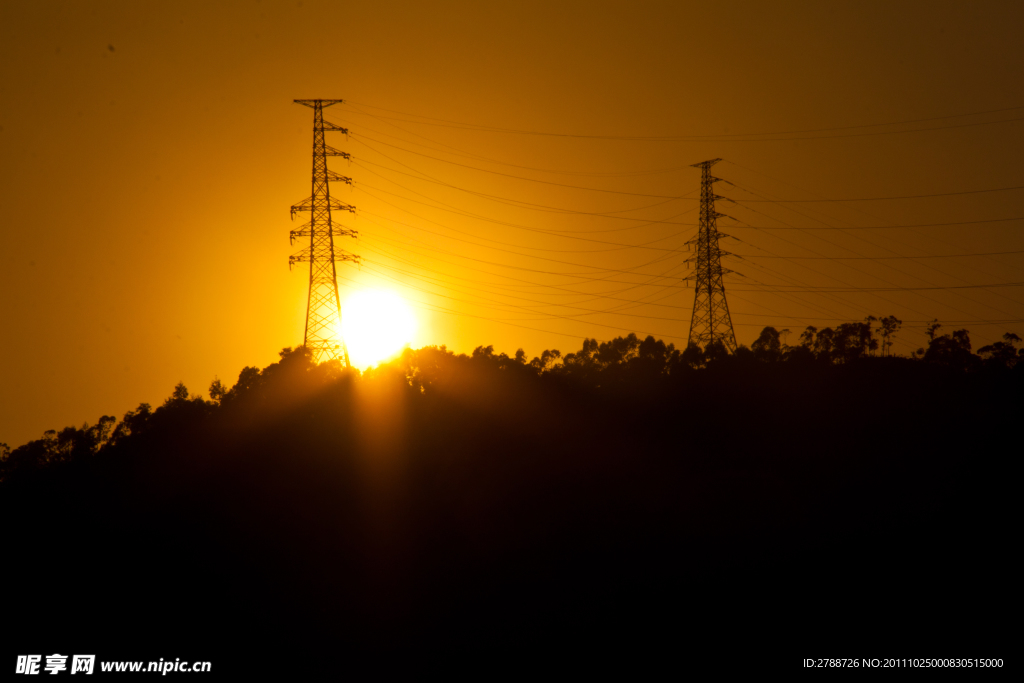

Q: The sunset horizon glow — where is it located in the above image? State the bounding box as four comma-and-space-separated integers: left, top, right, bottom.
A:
341, 289, 418, 370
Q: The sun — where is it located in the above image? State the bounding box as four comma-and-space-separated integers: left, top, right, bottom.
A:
341, 290, 417, 369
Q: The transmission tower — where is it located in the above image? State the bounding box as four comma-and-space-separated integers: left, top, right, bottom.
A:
685, 158, 737, 352
289, 99, 360, 366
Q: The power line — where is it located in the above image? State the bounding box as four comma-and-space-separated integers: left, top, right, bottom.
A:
351, 132, 700, 198
355, 166, 682, 221
339, 107, 698, 176
359, 206, 690, 255
350, 129, 1024, 229
342, 100, 1024, 141
355, 183, 701, 266
730, 282, 1024, 292
362, 216, 1024, 294
727, 171, 1024, 322
731, 184, 1024, 203
724, 158, 1024, 314
735, 249, 1024, 260
725, 216, 1024, 231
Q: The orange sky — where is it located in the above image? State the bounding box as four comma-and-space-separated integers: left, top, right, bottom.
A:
2, 0, 1023, 447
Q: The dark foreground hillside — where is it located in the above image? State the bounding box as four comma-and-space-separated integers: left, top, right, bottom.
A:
3, 336, 1018, 672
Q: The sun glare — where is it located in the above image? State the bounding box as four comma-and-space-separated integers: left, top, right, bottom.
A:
341, 290, 417, 369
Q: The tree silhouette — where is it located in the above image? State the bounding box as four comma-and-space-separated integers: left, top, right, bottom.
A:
703, 339, 730, 365
925, 327, 976, 370
680, 342, 704, 370
751, 326, 783, 362
812, 326, 835, 362
878, 315, 903, 358
529, 348, 562, 371
832, 320, 876, 363
977, 332, 1022, 369
208, 377, 227, 404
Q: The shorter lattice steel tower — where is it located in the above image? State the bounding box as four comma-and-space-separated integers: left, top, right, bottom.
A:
290, 99, 360, 366
685, 158, 737, 351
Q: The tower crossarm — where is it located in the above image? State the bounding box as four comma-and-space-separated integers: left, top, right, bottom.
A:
289, 222, 358, 244
684, 257, 734, 275
289, 248, 361, 269
322, 121, 349, 134
685, 229, 731, 244
327, 171, 353, 185
294, 99, 344, 108
290, 196, 356, 218
323, 145, 351, 159
685, 248, 734, 260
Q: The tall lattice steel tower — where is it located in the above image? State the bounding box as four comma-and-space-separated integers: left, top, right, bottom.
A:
685, 158, 737, 352
289, 99, 360, 366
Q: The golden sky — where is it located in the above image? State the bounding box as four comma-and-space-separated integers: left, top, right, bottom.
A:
2, 0, 1023, 446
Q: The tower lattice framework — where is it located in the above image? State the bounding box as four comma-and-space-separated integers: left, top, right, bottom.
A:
290, 99, 360, 366
685, 158, 737, 352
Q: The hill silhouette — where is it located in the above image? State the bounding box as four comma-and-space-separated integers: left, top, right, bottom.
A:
3, 324, 1019, 671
